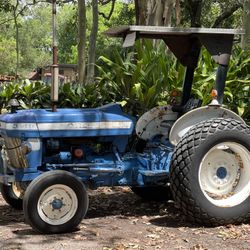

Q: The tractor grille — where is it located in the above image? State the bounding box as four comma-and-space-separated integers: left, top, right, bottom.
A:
3, 137, 28, 168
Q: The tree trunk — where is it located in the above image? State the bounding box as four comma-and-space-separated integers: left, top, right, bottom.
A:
14, 16, 19, 78
134, 0, 147, 25
77, 0, 86, 85
186, 0, 203, 27
163, 0, 176, 27
175, 0, 181, 26
87, 0, 98, 84
139, 0, 177, 27
242, 0, 250, 49
13, 1, 19, 78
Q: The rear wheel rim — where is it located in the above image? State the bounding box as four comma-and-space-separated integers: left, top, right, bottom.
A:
199, 142, 250, 207
37, 184, 78, 225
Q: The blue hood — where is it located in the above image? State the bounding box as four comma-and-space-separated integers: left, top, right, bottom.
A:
0, 104, 135, 138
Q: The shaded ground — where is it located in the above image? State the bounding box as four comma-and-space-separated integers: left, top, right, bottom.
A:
0, 187, 249, 250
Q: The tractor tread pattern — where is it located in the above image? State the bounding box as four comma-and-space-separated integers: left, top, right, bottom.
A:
170, 118, 250, 226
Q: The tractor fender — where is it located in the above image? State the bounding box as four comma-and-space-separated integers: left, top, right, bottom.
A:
136, 105, 178, 140
169, 105, 245, 146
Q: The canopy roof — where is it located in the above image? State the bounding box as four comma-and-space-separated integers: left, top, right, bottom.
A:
105, 26, 244, 66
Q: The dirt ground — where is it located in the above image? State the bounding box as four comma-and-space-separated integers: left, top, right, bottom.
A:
0, 187, 249, 250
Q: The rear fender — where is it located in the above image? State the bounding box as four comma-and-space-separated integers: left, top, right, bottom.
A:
169, 106, 245, 146
136, 105, 178, 140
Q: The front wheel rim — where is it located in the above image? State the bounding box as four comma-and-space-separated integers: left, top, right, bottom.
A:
199, 142, 250, 207
37, 184, 78, 225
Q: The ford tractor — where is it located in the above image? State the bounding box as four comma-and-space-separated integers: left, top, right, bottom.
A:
0, 26, 249, 234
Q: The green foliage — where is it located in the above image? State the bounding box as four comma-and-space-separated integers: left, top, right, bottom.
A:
0, 42, 249, 125
0, 36, 16, 74
57, 4, 78, 63
0, 1, 13, 12
56, 1, 133, 69
99, 1, 135, 27
200, 1, 243, 28
191, 48, 217, 104
0, 82, 20, 109
97, 41, 250, 121
0, 1, 135, 76
58, 82, 103, 108
0, 80, 103, 112
181, 0, 243, 28
18, 80, 51, 109
0, 80, 50, 110
18, 5, 52, 74
224, 47, 250, 122
88, 1, 135, 62
191, 46, 250, 123
97, 40, 184, 115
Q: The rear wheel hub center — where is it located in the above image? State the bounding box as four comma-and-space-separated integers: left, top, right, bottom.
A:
216, 166, 227, 179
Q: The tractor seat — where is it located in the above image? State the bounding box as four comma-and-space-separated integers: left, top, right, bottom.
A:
172, 98, 202, 114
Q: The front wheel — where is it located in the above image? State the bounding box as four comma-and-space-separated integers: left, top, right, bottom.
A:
23, 170, 89, 234
170, 118, 250, 225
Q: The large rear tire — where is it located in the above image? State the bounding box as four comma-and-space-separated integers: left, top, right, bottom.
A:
23, 170, 89, 234
170, 118, 250, 225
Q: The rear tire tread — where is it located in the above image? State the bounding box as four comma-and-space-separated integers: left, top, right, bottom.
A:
170, 118, 250, 226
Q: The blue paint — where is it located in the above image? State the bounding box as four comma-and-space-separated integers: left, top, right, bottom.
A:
58, 152, 72, 163
51, 199, 63, 210
0, 103, 135, 138
26, 147, 42, 170
0, 104, 174, 192
216, 167, 227, 179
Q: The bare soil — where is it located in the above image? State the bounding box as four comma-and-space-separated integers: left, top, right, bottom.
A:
0, 187, 249, 250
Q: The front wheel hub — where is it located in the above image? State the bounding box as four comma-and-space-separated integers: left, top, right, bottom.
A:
37, 184, 78, 225
51, 198, 64, 210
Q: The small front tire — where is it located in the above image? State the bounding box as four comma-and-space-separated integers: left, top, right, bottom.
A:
0, 184, 23, 210
23, 170, 89, 234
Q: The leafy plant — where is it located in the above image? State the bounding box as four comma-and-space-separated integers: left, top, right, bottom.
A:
224, 47, 250, 123
97, 40, 185, 115
18, 80, 51, 109
0, 82, 20, 111
58, 82, 103, 108
0, 44, 249, 126
97, 42, 250, 123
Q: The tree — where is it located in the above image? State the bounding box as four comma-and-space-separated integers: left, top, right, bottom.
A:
87, 0, 98, 84
0, 37, 16, 74
134, 0, 181, 26
242, 0, 250, 49
77, 0, 87, 84
78, 0, 133, 85
0, 0, 47, 76
212, 2, 242, 28
175, 1, 243, 28
0, 0, 134, 78
185, 0, 203, 27
19, 5, 52, 72
134, 0, 147, 25
57, 4, 78, 63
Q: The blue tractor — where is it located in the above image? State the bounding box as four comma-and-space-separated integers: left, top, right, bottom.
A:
0, 26, 249, 233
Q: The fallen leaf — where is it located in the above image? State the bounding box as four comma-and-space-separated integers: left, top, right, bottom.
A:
146, 234, 160, 239
190, 244, 207, 250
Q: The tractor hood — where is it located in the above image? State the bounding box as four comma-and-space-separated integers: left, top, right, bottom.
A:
0, 103, 135, 138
